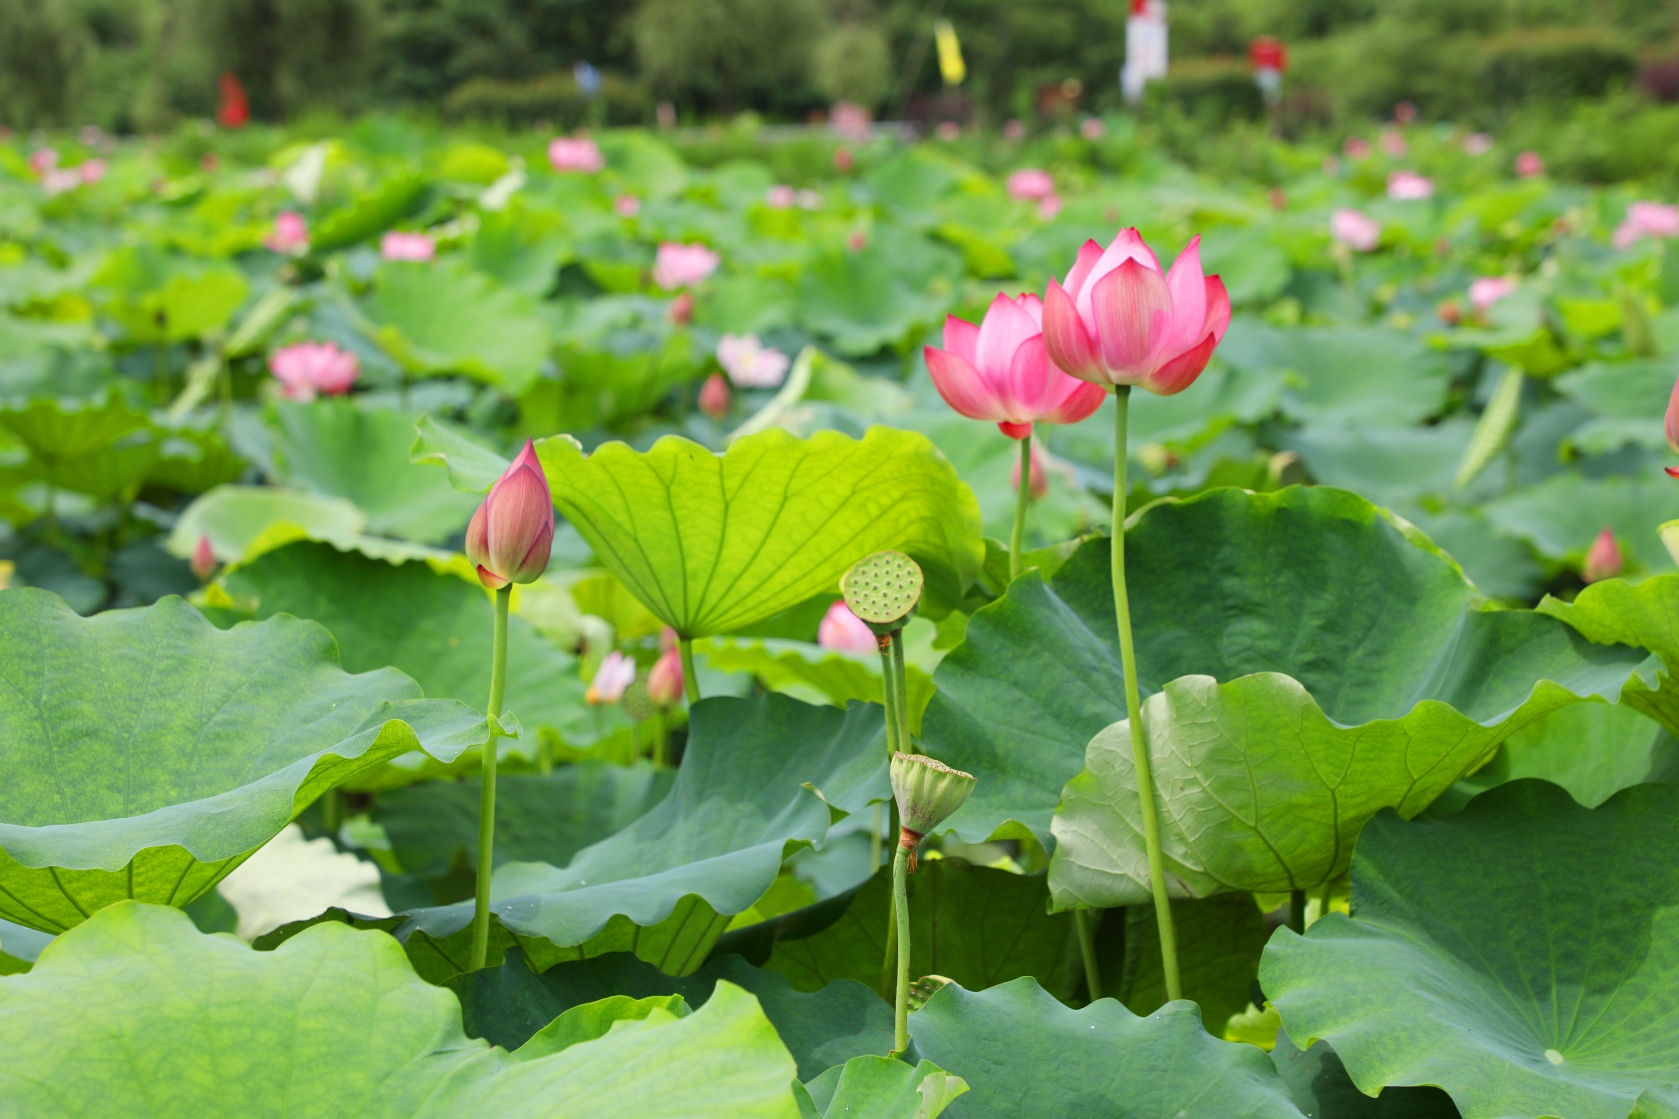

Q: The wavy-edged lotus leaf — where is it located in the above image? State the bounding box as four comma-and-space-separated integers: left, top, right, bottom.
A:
222, 540, 606, 755
1261, 781, 1679, 1119
1217, 319, 1451, 429
362, 261, 549, 395
903, 977, 1306, 1119
0, 902, 803, 1118
527, 427, 984, 636
0, 393, 159, 498
698, 636, 937, 734
166, 484, 366, 564
803, 1056, 969, 1119
1270, 1034, 1460, 1119
1539, 576, 1679, 735
385, 694, 887, 978
447, 947, 892, 1080
0, 590, 484, 933
1485, 473, 1679, 575
410, 412, 513, 493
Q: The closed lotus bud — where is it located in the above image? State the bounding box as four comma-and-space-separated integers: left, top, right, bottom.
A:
667, 291, 694, 326
840, 551, 923, 637
891, 753, 977, 869
465, 440, 555, 590
1583, 527, 1622, 584
647, 646, 684, 707
1665, 373, 1679, 478
699, 373, 730, 419
191, 534, 217, 581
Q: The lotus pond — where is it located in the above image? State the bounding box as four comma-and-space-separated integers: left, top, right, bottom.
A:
1, 117, 1678, 1118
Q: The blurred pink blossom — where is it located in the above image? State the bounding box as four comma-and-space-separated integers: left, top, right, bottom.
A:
78, 159, 107, 184
846, 229, 868, 252
1468, 276, 1517, 311
1079, 117, 1106, 140
613, 194, 641, 217
41, 169, 82, 196
1462, 133, 1494, 155
1387, 171, 1434, 201
1515, 151, 1545, 178
717, 333, 790, 388
667, 291, 694, 326
1007, 169, 1055, 201
1037, 194, 1062, 220
833, 147, 855, 173
27, 149, 57, 176
698, 372, 730, 419
1343, 137, 1371, 159
830, 102, 872, 140
652, 242, 719, 290
585, 651, 636, 705
818, 601, 877, 656
265, 211, 309, 254
1614, 201, 1679, 250
935, 121, 961, 141
269, 341, 360, 401
547, 137, 604, 173
380, 231, 435, 262
1002, 119, 1026, 141
1379, 129, 1408, 157
1331, 208, 1381, 252
765, 185, 796, 209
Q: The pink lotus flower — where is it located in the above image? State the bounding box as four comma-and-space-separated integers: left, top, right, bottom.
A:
1469, 277, 1517, 311
1041, 230, 1232, 397
1614, 201, 1679, 251
614, 194, 641, 217
1515, 151, 1545, 178
1463, 133, 1493, 155
1080, 118, 1107, 140
1665, 373, 1679, 478
466, 439, 554, 590
265, 211, 309, 254
380, 231, 435, 262
1331, 208, 1381, 253
717, 333, 789, 388
1582, 527, 1622, 583
1343, 137, 1371, 160
831, 102, 873, 141
41, 169, 82, 197
652, 242, 720, 290
1011, 441, 1048, 499
647, 646, 684, 706
1380, 129, 1408, 157
191, 534, 218, 581
78, 159, 107, 185
698, 372, 730, 419
548, 137, 603, 173
817, 601, 877, 656
929, 292, 1107, 436
269, 341, 359, 401
766, 185, 796, 209
1007, 169, 1055, 201
845, 229, 868, 252
586, 651, 637, 705
1038, 194, 1063, 220
27, 149, 57, 176
1387, 171, 1434, 201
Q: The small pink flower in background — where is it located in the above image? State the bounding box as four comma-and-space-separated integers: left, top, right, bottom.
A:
1380, 129, 1408, 157
586, 651, 637, 705
818, 601, 878, 656
845, 229, 868, 252
78, 159, 107, 184
698, 373, 731, 419
191, 535, 218, 581
717, 333, 790, 388
1011, 441, 1048, 499
265, 211, 309, 254
1041, 229, 1232, 397
1614, 201, 1679, 250
1343, 137, 1371, 160
1037, 194, 1062, 220
1002, 119, 1026, 141
1469, 276, 1517, 312
1515, 151, 1545, 178
380, 231, 435, 262
667, 292, 694, 326
1393, 101, 1418, 125
646, 647, 684, 706
831, 102, 873, 141
1331, 208, 1381, 253
1079, 117, 1106, 140
833, 146, 855, 172
548, 137, 604, 173
27, 149, 57, 176
766, 185, 796, 209
1437, 300, 1462, 327
796, 189, 824, 210
612, 194, 640, 218
269, 341, 359, 401
1463, 133, 1494, 155
1582, 527, 1622, 583
1387, 171, 1434, 201
1007, 169, 1055, 202
652, 242, 720, 290
41, 169, 82, 196
935, 121, 961, 141
928, 292, 1107, 436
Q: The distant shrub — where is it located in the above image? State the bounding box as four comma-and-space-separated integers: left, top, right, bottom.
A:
444, 71, 650, 129
1475, 29, 1636, 110
0, 0, 88, 128
1151, 58, 1266, 127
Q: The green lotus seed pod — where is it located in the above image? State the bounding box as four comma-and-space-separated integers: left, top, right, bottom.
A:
891, 752, 976, 837
621, 674, 656, 722
840, 551, 924, 637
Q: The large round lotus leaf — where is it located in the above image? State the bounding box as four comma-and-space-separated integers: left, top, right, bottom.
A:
1539, 576, 1679, 736
1261, 780, 1679, 1119
362, 261, 550, 395
920, 486, 1652, 861
903, 977, 1305, 1118
0, 590, 484, 933
0, 902, 804, 1118
1486, 473, 1679, 575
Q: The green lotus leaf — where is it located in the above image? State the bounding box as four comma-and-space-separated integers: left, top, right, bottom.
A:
921, 487, 1651, 859
1218, 319, 1451, 429
1538, 576, 1679, 734
1555, 359, 1673, 455
1485, 473, 1679, 575
516, 992, 693, 1057
94, 246, 248, 343
1270, 1034, 1460, 1119
532, 427, 985, 637
0, 901, 804, 1118
362, 261, 549, 395
167, 484, 367, 564
903, 977, 1305, 1119
698, 636, 937, 734
0, 589, 484, 933
221, 540, 605, 754
796, 243, 959, 356
1115, 893, 1270, 1033
803, 1056, 969, 1119
268, 401, 480, 544
447, 947, 892, 1080
0, 393, 161, 500
310, 172, 430, 251
410, 412, 514, 492
1261, 781, 1679, 1119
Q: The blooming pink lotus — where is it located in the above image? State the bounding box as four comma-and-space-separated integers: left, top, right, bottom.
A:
652, 242, 720, 290
1469, 277, 1517, 312
548, 137, 603, 173
1614, 202, 1679, 251
1463, 133, 1493, 155
586, 651, 637, 705
817, 601, 877, 656
1011, 440, 1048, 499
1582, 527, 1622, 583
614, 194, 641, 217
717, 334, 789, 388
466, 440, 554, 590
1387, 171, 1434, 201
1331, 208, 1381, 253
78, 159, 107, 185
766, 185, 796, 209
647, 646, 684, 706
1515, 151, 1545, 178
928, 292, 1107, 436
698, 372, 731, 419
269, 341, 359, 401
265, 211, 309, 255
380, 231, 435, 262
1007, 169, 1055, 202
1040, 230, 1232, 397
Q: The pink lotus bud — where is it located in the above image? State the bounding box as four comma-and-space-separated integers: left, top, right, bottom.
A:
1268, 188, 1287, 210
716, 333, 790, 388
201, 153, 220, 173
1007, 169, 1055, 202
766, 185, 796, 209
698, 372, 731, 419
1011, 441, 1048, 499
586, 650, 637, 705
1515, 151, 1545, 178
465, 439, 554, 590
380, 231, 435, 262
652, 242, 720, 290
817, 600, 878, 656
265, 211, 309, 254
1387, 171, 1434, 201
191, 535, 218, 581
1664, 373, 1679, 477
1040, 228, 1232, 397
926, 292, 1104, 437
78, 159, 107, 185
1079, 117, 1106, 140
614, 194, 641, 217
1343, 137, 1371, 160
667, 292, 694, 326
659, 626, 679, 653
1331, 208, 1381, 253
269, 341, 359, 401
646, 646, 684, 707
1469, 277, 1518, 312
547, 137, 604, 173
1463, 133, 1493, 155
1583, 527, 1622, 583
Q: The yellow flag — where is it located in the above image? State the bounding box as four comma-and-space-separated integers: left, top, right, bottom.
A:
934, 19, 966, 86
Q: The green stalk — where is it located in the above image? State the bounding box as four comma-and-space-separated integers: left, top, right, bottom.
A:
870, 803, 883, 876
679, 637, 701, 704
1289, 888, 1306, 936
321, 788, 342, 839
1076, 908, 1103, 1002
888, 630, 911, 751
1010, 432, 1032, 583
878, 631, 902, 1000
876, 637, 901, 755
892, 843, 912, 1053
1112, 386, 1181, 1001
468, 586, 512, 972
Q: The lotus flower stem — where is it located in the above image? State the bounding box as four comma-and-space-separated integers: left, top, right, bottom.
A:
1111, 386, 1182, 1001
876, 634, 902, 755
892, 842, 912, 1053
679, 638, 701, 703
871, 803, 883, 871
1289, 889, 1306, 936
1010, 433, 1032, 582
889, 631, 912, 749
468, 585, 512, 972
1076, 908, 1103, 1001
